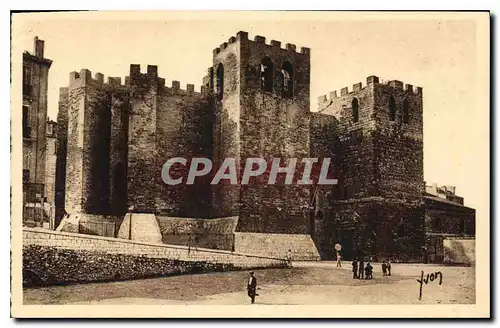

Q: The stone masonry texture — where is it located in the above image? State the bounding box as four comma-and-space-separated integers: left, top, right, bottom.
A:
22, 228, 287, 286
53, 31, 476, 262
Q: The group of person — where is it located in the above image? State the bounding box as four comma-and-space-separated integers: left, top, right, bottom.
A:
351, 258, 391, 279
351, 258, 372, 279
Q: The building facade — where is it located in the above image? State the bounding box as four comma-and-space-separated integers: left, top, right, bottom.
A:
22, 37, 52, 226
52, 31, 475, 262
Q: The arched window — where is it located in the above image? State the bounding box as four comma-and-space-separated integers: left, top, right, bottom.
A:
389, 96, 396, 121
352, 98, 359, 123
402, 99, 410, 124
216, 63, 224, 100
260, 57, 274, 92
281, 61, 294, 98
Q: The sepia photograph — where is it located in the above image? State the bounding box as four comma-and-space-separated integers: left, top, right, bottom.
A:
10, 10, 490, 318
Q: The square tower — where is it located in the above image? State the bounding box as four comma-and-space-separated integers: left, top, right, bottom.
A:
317, 76, 423, 201
314, 76, 425, 261
210, 31, 312, 235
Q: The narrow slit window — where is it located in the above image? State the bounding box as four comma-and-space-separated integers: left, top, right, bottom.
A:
402, 99, 410, 124
23, 66, 32, 96
23, 105, 30, 138
389, 96, 396, 121
352, 98, 359, 123
260, 57, 274, 92
216, 63, 224, 100
282, 61, 294, 98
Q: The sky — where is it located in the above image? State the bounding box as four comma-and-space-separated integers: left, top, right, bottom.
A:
12, 11, 489, 221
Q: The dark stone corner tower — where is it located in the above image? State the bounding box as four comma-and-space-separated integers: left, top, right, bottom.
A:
313, 76, 425, 261
210, 32, 311, 232
209, 32, 319, 259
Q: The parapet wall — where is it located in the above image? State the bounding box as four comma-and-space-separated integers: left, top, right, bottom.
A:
22, 227, 287, 286
212, 30, 310, 57
68, 66, 207, 96
128, 64, 208, 97
156, 216, 238, 251
317, 75, 422, 109
234, 232, 321, 261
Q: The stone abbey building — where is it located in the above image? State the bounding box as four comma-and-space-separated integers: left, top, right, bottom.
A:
53, 31, 475, 262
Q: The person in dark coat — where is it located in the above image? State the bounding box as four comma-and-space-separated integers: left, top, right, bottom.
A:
358, 258, 364, 279
351, 258, 358, 279
365, 262, 373, 280
382, 261, 387, 276
247, 271, 258, 304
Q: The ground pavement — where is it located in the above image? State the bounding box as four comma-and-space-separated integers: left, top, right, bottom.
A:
23, 261, 475, 305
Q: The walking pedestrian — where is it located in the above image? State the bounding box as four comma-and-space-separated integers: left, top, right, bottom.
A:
352, 258, 358, 279
247, 271, 258, 304
336, 251, 342, 268
382, 261, 387, 276
358, 258, 364, 279
387, 260, 392, 276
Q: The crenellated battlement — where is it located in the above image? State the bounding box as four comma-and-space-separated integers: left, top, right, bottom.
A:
67, 65, 206, 98
129, 64, 160, 82
159, 80, 206, 98
68, 69, 127, 88
317, 75, 422, 105
212, 30, 310, 57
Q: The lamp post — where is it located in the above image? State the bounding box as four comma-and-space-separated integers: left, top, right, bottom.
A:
128, 205, 134, 240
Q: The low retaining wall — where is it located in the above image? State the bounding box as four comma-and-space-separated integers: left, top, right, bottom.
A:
22, 228, 287, 286
156, 216, 237, 250
57, 213, 122, 237
234, 232, 321, 261
443, 237, 475, 266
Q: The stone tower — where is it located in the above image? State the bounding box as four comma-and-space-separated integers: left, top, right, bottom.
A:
210, 31, 312, 234
313, 76, 425, 261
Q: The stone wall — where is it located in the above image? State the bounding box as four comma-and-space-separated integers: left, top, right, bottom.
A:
234, 232, 320, 260
57, 213, 122, 237
22, 227, 287, 286
44, 135, 57, 206
315, 198, 424, 261
116, 213, 162, 243
55, 87, 69, 226
156, 216, 238, 250
65, 70, 112, 215
443, 237, 475, 266
316, 76, 424, 200
108, 87, 129, 216
423, 195, 475, 263
127, 65, 159, 213
211, 39, 241, 218
210, 31, 312, 234
424, 196, 476, 235
317, 77, 377, 199
238, 33, 311, 235
312, 76, 426, 262
155, 83, 212, 217
373, 81, 424, 199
